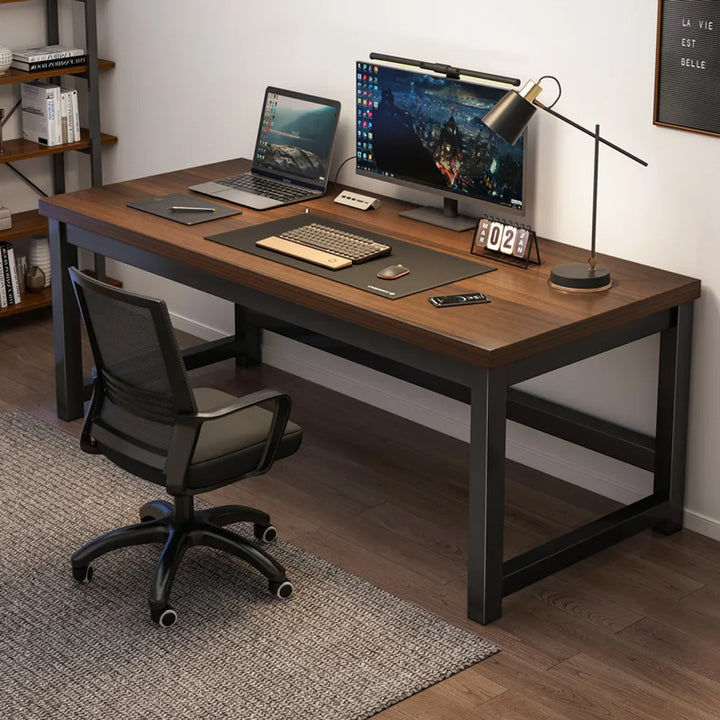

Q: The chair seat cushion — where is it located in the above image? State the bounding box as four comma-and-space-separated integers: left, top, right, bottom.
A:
91, 386, 302, 494
186, 387, 302, 492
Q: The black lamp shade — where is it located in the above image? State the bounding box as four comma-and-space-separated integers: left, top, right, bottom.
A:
482, 90, 537, 145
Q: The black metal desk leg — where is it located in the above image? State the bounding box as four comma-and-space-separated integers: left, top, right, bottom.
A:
49, 219, 83, 421
653, 301, 694, 534
234, 305, 262, 367
467, 366, 508, 624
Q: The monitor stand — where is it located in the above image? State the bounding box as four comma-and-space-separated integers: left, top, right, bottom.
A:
400, 197, 477, 232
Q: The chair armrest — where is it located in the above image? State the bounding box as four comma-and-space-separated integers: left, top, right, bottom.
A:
165, 388, 293, 494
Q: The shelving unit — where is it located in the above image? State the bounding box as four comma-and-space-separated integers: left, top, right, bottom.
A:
0, 0, 115, 319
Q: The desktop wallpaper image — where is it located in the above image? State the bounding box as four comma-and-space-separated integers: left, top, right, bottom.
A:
256, 96, 338, 181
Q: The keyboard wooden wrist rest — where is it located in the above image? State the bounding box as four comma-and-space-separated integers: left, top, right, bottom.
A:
256, 236, 353, 270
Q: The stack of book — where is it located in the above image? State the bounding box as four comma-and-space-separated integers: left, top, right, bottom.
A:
11, 45, 87, 72
21, 81, 80, 146
0, 241, 24, 308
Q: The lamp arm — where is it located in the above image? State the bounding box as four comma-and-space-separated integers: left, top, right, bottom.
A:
536, 101, 647, 167
369, 52, 521, 86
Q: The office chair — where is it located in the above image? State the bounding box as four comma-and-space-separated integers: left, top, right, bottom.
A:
67, 267, 302, 627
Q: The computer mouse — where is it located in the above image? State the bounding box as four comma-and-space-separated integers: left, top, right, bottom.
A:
377, 264, 410, 280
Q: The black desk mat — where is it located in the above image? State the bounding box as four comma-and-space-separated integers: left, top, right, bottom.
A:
206, 213, 495, 300
128, 193, 241, 225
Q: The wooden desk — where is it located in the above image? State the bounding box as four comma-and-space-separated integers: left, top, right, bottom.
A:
39, 158, 701, 624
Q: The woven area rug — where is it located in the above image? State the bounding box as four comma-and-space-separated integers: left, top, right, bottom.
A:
0, 411, 498, 720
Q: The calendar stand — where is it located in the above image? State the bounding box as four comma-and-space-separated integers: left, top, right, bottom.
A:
470, 217, 541, 270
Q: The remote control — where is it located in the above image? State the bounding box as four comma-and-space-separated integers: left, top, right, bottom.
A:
428, 292, 491, 308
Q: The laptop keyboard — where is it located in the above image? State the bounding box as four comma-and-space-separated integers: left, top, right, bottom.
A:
217, 174, 313, 202
256, 222, 392, 270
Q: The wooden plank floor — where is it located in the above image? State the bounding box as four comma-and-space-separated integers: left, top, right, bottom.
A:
3, 308, 720, 718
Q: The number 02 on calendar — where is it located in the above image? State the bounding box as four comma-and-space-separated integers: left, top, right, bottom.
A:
471, 217, 538, 268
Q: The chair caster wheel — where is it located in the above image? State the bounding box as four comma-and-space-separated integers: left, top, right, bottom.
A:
72, 565, 93, 583
151, 605, 177, 627
254, 524, 278, 542
269, 579, 293, 599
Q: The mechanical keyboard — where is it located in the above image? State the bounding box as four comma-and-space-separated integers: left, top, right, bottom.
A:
256, 222, 392, 270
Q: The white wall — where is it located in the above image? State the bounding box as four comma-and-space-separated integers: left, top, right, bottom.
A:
3, 1, 719, 538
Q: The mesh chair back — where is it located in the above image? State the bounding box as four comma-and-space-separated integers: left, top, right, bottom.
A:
69, 268, 196, 461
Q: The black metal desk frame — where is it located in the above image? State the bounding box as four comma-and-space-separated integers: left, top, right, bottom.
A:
50, 220, 693, 624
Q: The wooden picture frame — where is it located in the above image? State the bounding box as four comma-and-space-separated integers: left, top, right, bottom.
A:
654, 0, 720, 137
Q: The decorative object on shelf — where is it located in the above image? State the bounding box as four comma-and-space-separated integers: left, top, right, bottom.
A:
0, 205, 11, 231
0, 45, 12, 75
471, 216, 540, 269
25, 265, 45, 293
0, 106, 4, 154
482, 76, 647, 293
28, 236, 51, 287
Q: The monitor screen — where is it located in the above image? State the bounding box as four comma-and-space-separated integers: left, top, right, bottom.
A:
355, 61, 526, 231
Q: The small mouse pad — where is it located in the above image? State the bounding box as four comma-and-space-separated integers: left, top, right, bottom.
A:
128, 193, 241, 225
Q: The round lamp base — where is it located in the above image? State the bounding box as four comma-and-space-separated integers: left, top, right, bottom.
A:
548, 263, 612, 293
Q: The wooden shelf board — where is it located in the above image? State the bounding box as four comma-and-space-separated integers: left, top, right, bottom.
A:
0, 59, 115, 85
0, 286, 52, 319
0, 209, 48, 242
0, 129, 117, 163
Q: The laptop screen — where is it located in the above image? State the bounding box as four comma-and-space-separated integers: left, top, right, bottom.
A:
251, 87, 341, 189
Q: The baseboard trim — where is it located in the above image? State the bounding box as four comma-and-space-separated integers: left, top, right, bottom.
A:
682, 509, 720, 542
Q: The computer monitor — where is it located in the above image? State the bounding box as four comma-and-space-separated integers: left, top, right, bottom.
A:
355, 60, 527, 231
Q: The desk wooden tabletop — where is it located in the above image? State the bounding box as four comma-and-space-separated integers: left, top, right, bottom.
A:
39, 158, 700, 368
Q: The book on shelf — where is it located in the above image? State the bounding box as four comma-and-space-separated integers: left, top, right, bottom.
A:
0, 253, 5, 309
60, 87, 80, 144
60, 90, 70, 144
21, 81, 62, 146
12, 45, 86, 63
69, 87, 80, 142
11, 55, 88, 73
16, 255, 27, 296
0, 206, 11, 232
0, 241, 21, 306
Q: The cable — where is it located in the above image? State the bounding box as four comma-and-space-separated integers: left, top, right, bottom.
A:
538, 75, 562, 109
333, 155, 355, 185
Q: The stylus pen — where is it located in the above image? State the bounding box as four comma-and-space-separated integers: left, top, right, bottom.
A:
169, 205, 215, 212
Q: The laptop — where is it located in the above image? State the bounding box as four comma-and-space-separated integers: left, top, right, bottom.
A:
189, 87, 341, 210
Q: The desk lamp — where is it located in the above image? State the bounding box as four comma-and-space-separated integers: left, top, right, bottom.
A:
482, 78, 648, 292
369, 52, 521, 85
